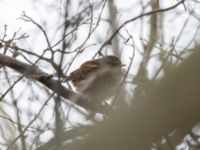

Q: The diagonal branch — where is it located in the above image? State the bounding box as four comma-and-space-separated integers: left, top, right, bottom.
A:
0, 54, 107, 112
0, 53, 74, 97
96, 0, 185, 55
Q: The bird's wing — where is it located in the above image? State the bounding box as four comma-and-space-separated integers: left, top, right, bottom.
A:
69, 59, 100, 86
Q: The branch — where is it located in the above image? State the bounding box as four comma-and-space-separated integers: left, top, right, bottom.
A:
0, 53, 73, 96
96, 0, 185, 55
0, 54, 108, 112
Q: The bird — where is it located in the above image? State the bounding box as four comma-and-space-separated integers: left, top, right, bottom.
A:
66, 55, 124, 103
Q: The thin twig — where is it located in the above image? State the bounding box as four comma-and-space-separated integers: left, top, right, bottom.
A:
95, 0, 185, 56
7, 93, 55, 150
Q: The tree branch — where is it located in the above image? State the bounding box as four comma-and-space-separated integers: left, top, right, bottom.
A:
96, 0, 185, 55
0, 54, 107, 112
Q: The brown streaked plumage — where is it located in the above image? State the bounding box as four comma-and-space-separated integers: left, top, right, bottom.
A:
69, 59, 100, 87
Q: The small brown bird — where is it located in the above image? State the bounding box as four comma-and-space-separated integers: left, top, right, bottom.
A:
66, 56, 124, 103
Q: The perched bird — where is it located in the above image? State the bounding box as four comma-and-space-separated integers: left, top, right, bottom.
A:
66, 56, 124, 103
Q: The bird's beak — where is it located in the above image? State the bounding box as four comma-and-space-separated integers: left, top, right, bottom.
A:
120, 64, 126, 67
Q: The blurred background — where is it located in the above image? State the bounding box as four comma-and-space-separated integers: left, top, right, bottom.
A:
0, 0, 200, 149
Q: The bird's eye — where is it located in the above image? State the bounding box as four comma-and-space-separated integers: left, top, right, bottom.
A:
110, 61, 120, 67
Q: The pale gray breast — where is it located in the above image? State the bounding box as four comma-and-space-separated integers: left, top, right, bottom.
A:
78, 67, 122, 101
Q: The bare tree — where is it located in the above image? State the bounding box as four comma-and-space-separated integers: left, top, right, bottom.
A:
0, 0, 200, 149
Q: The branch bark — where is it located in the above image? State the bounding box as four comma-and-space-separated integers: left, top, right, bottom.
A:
0, 54, 107, 112
0, 53, 75, 98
